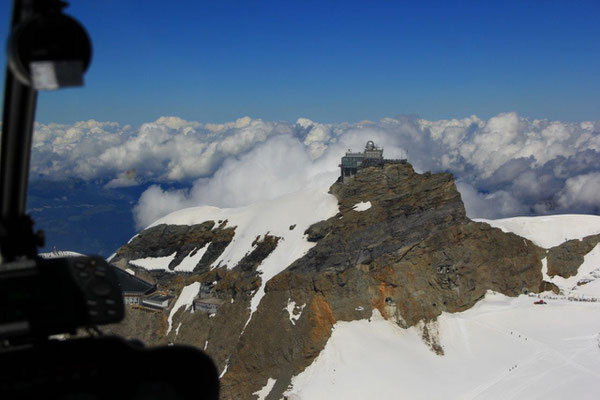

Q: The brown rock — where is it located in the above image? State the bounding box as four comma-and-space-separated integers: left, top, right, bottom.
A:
546, 234, 600, 278
110, 162, 550, 399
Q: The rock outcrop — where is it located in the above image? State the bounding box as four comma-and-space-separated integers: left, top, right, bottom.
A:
546, 234, 600, 278
109, 162, 555, 399
111, 220, 235, 273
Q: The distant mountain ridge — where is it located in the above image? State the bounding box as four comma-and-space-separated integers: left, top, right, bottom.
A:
106, 162, 600, 399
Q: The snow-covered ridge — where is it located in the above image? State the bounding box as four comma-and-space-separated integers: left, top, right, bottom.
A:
284, 214, 600, 400
39, 250, 83, 259
476, 214, 600, 249
148, 180, 339, 320
149, 186, 338, 272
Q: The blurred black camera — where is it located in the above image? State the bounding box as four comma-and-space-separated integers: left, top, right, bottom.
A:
0, 255, 124, 342
0, 255, 219, 399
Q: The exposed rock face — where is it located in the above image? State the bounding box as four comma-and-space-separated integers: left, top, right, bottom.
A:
546, 234, 600, 278
111, 220, 235, 273
540, 280, 560, 294
105, 233, 281, 375
222, 163, 545, 399
110, 162, 551, 399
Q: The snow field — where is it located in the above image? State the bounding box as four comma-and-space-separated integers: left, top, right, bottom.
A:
253, 378, 277, 400
129, 252, 176, 271
476, 215, 600, 249
166, 281, 200, 334
175, 244, 209, 272
286, 294, 600, 400
352, 201, 372, 212
284, 299, 306, 326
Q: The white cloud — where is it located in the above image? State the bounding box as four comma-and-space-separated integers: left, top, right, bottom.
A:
30, 112, 600, 226
456, 182, 529, 219
557, 173, 600, 211
132, 133, 339, 229
154, 116, 200, 130
205, 116, 252, 132
133, 185, 195, 230
297, 118, 333, 159
31, 116, 288, 182
104, 170, 139, 188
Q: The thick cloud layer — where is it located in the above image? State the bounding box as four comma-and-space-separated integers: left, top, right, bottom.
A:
31, 116, 290, 183
30, 113, 599, 229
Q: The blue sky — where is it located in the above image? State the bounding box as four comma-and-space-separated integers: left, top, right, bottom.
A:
1, 0, 599, 125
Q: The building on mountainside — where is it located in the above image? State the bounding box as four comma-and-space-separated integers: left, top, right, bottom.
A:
199, 281, 215, 299
113, 265, 172, 311
384, 296, 398, 323
191, 281, 222, 314
339, 140, 406, 183
113, 265, 157, 305
142, 294, 172, 310
193, 297, 224, 315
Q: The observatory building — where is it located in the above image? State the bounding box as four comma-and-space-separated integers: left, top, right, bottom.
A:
339, 141, 384, 183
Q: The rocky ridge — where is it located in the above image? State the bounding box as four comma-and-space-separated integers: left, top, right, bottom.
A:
111, 220, 235, 273
107, 162, 599, 399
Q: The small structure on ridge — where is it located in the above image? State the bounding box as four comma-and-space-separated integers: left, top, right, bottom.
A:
339, 141, 405, 183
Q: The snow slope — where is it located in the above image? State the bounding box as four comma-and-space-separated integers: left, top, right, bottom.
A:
145, 175, 339, 323
175, 244, 209, 272
284, 215, 600, 400
476, 215, 600, 249
167, 281, 201, 334
129, 252, 177, 271
286, 294, 600, 400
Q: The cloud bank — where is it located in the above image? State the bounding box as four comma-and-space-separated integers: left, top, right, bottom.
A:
30, 113, 600, 229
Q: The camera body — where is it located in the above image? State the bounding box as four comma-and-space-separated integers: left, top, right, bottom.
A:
0, 256, 124, 342
0, 255, 220, 400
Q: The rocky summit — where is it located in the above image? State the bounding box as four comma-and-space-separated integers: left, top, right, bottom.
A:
105, 162, 597, 399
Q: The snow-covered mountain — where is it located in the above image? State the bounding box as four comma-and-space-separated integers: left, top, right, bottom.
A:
286, 215, 600, 400
107, 163, 600, 400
